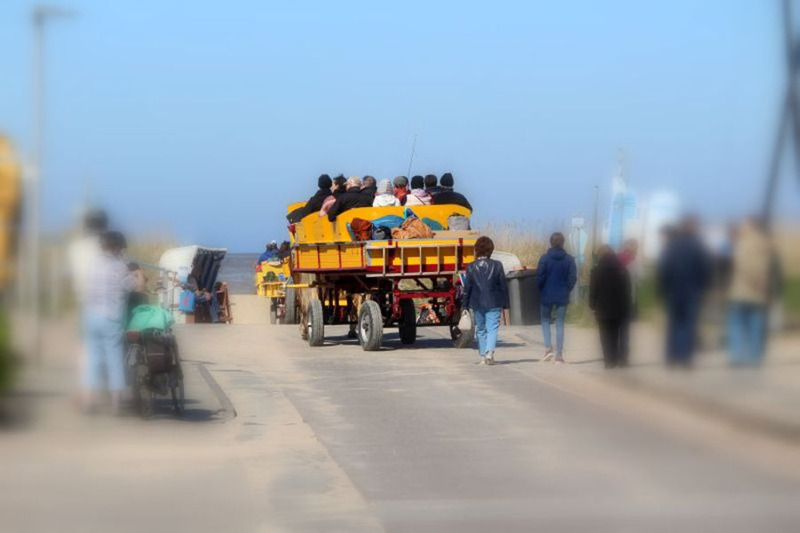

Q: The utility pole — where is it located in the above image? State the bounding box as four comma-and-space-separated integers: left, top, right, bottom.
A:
762, 0, 800, 229
28, 4, 74, 361
591, 184, 600, 265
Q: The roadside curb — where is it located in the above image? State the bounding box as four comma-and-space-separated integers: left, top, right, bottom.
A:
196, 364, 238, 421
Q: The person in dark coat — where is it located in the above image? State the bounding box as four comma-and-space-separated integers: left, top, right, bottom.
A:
326, 176, 374, 221
432, 172, 472, 211
537, 232, 578, 363
657, 216, 713, 367
462, 236, 509, 365
589, 246, 632, 368
360, 175, 377, 199
424, 174, 443, 195
287, 174, 333, 223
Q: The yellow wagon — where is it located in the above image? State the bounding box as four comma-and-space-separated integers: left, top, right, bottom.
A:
286, 202, 479, 351
254, 258, 297, 324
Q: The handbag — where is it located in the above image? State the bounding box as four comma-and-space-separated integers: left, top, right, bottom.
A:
178, 290, 196, 313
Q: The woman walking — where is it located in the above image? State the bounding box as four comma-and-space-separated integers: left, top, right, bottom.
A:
462, 236, 509, 365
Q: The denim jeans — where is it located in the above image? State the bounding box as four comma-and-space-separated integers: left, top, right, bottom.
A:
474, 308, 502, 356
541, 304, 567, 356
728, 302, 766, 366
83, 313, 126, 391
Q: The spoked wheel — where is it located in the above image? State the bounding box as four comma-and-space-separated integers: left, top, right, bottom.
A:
358, 300, 383, 352
451, 308, 475, 349
268, 300, 278, 325
284, 279, 298, 325
307, 299, 324, 347
136, 365, 154, 419
398, 298, 417, 345
170, 370, 185, 416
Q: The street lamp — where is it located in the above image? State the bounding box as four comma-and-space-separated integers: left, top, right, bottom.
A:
28, 4, 75, 360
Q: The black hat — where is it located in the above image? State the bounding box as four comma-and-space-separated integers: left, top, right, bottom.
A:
410, 175, 424, 189
424, 174, 438, 189
440, 172, 454, 188
318, 174, 332, 188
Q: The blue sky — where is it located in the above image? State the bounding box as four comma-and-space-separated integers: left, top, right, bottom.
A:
0, 0, 795, 251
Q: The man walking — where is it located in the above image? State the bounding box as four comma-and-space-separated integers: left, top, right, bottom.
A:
537, 232, 577, 363
657, 216, 712, 367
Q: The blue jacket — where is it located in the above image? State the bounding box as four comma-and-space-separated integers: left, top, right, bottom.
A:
536, 247, 577, 306
462, 257, 509, 311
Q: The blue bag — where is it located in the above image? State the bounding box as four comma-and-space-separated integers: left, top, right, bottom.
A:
178, 290, 196, 313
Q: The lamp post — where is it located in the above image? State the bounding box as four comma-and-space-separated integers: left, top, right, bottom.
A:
28, 4, 74, 361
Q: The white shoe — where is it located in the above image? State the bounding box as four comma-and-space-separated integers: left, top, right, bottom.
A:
475, 357, 486, 365
542, 350, 554, 363
485, 352, 495, 365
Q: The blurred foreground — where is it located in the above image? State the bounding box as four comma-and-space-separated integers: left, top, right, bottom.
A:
3, 310, 800, 532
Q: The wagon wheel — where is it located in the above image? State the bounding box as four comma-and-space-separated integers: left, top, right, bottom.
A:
284, 278, 298, 325
307, 299, 325, 347
358, 300, 383, 351
268, 299, 278, 325
398, 298, 417, 345
451, 308, 475, 349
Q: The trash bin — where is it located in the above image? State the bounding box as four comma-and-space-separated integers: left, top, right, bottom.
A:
506, 268, 541, 325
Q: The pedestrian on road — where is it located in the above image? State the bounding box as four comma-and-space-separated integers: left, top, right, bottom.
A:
657, 216, 713, 368
727, 217, 772, 366
84, 231, 137, 414
589, 246, 632, 368
537, 232, 578, 363
462, 236, 509, 365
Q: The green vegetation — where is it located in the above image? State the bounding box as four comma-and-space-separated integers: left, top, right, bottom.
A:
785, 276, 800, 321
0, 307, 15, 392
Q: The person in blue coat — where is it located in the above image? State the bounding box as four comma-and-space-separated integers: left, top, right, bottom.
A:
462, 236, 509, 365
537, 232, 578, 363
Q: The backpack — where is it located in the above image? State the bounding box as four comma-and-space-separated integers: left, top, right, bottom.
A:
448, 214, 471, 230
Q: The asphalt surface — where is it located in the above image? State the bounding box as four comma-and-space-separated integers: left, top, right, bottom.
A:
190, 323, 800, 532
6, 319, 800, 532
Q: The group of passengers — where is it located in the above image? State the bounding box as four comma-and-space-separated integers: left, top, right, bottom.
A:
258, 240, 290, 263
287, 173, 472, 224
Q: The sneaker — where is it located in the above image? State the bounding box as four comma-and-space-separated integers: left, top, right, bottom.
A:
485, 352, 495, 366
542, 350, 554, 363
554, 355, 565, 364
475, 357, 486, 365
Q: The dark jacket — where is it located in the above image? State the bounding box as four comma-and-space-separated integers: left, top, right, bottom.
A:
287, 188, 331, 223
432, 189, 472, 211
536, 247, 578, 307
327, 188, 375, 221
462, 257, 509, 311
657, 232, 712, 305
589, 253, 631, 320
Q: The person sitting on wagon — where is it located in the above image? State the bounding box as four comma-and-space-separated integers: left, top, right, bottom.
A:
404, 175, 433, 206
287, 174, 333, 223
393, 175, 409, 205
424, 174, 442, 195
319, 175, 347, 217
258, 241, 278, 263
432, 172, 472, 211
327, 176, 374, 221
373, 179, 401, 207
277, 241, 291, 261
361, 175, 377, 199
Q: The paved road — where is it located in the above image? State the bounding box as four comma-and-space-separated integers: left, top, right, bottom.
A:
6, 320, 800, 532
187, 323, 800, 532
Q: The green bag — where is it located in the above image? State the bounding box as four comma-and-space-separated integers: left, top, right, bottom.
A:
127, 305, 175, 332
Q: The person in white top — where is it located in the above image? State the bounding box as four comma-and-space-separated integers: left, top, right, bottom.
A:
83, 230, 136, 414
404, 175, 433, 206
373, 179, 400, 207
